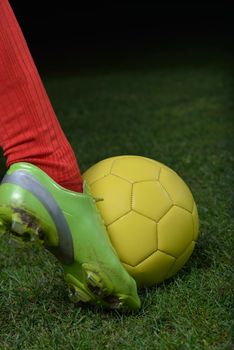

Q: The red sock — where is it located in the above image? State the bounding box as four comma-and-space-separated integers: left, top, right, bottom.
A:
0, 0, 83, 192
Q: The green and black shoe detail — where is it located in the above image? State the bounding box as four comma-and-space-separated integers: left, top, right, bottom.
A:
0, 162, 141, 310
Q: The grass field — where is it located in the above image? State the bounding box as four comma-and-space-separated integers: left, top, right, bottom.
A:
0, 46, 233, 349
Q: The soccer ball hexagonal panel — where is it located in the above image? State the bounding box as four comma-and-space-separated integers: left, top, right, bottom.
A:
107, 211, 157, 267
132, 181, 172, 222
159, 167, 194, 212
111, 156, 160, 183
157, 206, 194, 258
91, 174, 132, 226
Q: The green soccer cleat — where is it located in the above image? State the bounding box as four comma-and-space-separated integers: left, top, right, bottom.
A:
0, 163, 141, 310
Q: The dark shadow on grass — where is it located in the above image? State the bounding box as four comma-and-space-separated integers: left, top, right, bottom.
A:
189, 240, 213, 270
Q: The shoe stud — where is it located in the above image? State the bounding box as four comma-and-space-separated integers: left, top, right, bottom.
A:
68, 284, 91, 303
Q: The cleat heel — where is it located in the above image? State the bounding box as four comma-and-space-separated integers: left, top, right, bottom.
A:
9, 209, 45, 244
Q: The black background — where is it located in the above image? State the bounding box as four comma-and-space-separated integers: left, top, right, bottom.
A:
8, 1, 233, 64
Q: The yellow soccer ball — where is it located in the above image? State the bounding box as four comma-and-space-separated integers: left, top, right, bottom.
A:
83, 155, 199, 287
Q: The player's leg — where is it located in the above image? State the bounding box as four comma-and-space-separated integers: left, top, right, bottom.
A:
0, 0, 140, 310
0, 1, 82, 192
